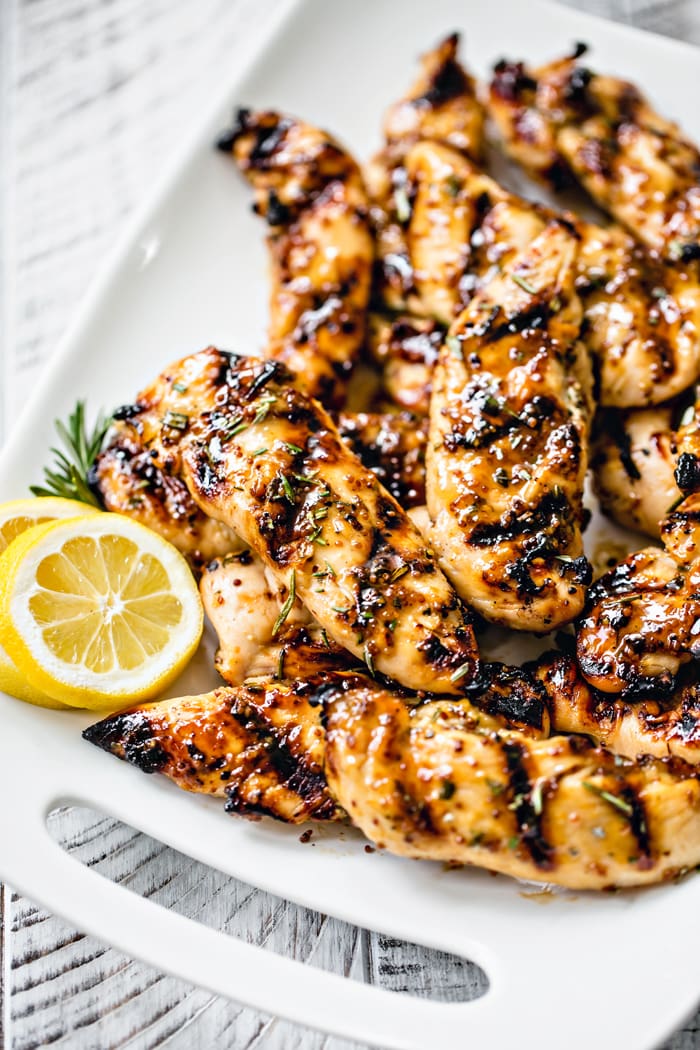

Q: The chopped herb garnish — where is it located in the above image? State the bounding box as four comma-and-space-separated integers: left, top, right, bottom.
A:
680, 405, 696, 428
582, 780, 633, 818
549, 295, 561, 313
445, 174, 461, 197
364, 645, 375, 676
313, 506, 329, 520
494, 467, 509, 488
531, 780, 544, 816
510, 273, 538, 295
31, 400, 112, 507
325, 560, 336, 578
293, 473, 319, 485
450, 662, 472, 683
276, 647, 286, 681
309, 526, 327, 545
390, 565, 409, 583
651, 286, 667, 300
320, 628, 331, 649
667, 493, 686, 515
281, 474, 296, 504
555, 555, 575, 563
252, 447, 268, 456
440, 779, 456, 800
283, 442, 303, 454
253, 395, 277, 426
507, 836, 520, 850
394, 186, 411, 223
272, 570, 296, 638
172, 382, 188, 393
332, 605, 351, 614
226, 419, 250, 437
669, 239, 687, 262
446, 335, 463, 360
487, 779, 505, 796
387, 619, 398, 632
163, 410, 189, 431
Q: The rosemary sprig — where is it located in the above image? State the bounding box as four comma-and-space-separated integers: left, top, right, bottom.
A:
30, 401, 111, 507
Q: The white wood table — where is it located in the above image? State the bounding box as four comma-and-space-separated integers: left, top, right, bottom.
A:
2, 1, 700, 1047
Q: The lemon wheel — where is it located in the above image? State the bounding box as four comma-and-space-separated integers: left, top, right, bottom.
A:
0, 497, 100, 708
0, 514, 203, 709
0, 496, 99, 554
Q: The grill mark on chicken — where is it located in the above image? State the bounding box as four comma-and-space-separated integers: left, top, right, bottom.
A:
426, 220, 593, 631
116, 348, 479, 693
217, 109, 372, 407
464, 663, 551, 735
365, 35, 485, 320
323, 679, 700, 888
535, 651, 700, 767
84, 712, 170, 775
336, 411, 427, 507
84, 680, 345, 823
502, 740, 553, 869
224, 683, 338, 821
576, 547, 700, 698
487, 47, 700, 262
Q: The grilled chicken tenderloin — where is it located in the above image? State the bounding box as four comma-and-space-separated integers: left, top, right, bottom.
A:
217, 109, 373, 407
323, 677, 700, 889
427, 219, 593, 631
488, 44, 700, 263
535, 650, 700, 765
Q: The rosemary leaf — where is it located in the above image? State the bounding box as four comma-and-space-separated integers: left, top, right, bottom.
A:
510, 273, 538, 295
582, 780, 633, 818
272, 571, 296, 638
30, 401, 111, 507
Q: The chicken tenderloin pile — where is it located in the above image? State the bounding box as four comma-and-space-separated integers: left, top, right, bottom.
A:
84, 34, 700, 891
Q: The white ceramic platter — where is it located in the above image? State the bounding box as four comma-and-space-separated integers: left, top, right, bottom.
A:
2, 2, 699, 1047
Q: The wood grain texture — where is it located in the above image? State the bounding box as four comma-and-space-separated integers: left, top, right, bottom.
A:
2, 1, 700, 1047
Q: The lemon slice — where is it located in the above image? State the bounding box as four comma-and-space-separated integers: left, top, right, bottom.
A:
0, 640, 68, 709
0, 514, 204, 709
0, 496, 99, 554
0, 497, 99, 709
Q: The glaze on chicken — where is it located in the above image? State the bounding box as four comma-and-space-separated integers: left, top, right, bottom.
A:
323, 676, 700, 889
427, 219, 593, 631
592, 391, 699, 537
488, 45, 700, 263
366, 35, 485, 319
576, 547, 700, 696
336, 410, 427, 507
176, 351, 478, 691
217, 109, 373, 407
84, 677, 344, 823
535, 651, 700, 765
365, 313, 442, 415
